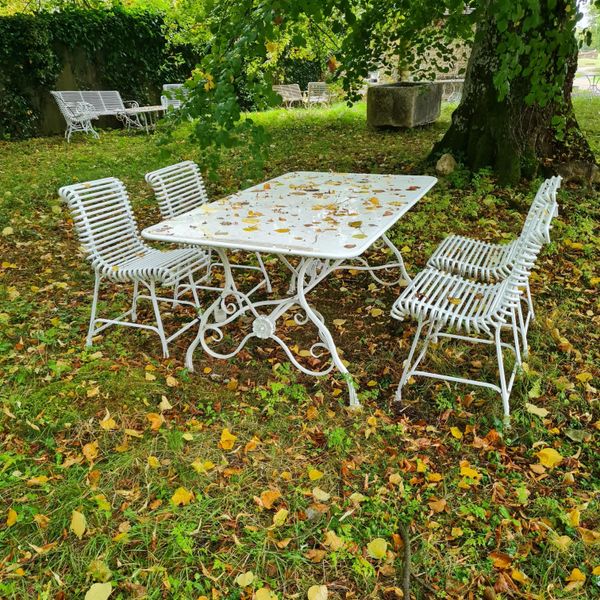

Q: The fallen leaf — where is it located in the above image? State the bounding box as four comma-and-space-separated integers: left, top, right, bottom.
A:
84, 582, 112, 600
525, 402, 549, 418
171, 487, 194, 506
146, 412, 164, 431
166, 375, 179, 387
219, 428, 237, 450
147, 455, 160, 469
159, 396, 173, 411
489, 550, 512, 569
323, 530, 344, 551
254, 588, 277, 600
191, 459, 215, 474
307, 467, 324, 481
235, 571, 255, 587
6, 508, 17, 527
272, 508, 288, 527
260, 489, 281, 509
450, 426, 463, 439
312, 487, 331, 502
70, 510, 86, 539
83, 441, 99, 462
536, 447, 563, 468
367, 538, 387, 559
307, 585, 328, 600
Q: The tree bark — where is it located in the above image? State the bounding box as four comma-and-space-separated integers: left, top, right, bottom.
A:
432, 1, 597, 184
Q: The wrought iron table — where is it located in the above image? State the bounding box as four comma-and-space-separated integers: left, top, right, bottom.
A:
142, 171, 437, 406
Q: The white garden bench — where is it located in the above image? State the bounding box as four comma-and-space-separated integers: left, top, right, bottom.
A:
272, 84, 306, 107
52, 90, 152, 139
391, 178, 560, 419
59, 177, 209, 357
50, 95, 99, 142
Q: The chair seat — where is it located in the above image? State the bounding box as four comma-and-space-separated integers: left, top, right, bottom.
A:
391, 267, 517, 335
427, 235, 514, 281
94, 246, 209, 285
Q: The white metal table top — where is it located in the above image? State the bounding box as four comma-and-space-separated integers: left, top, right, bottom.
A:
142, 171, 437, 259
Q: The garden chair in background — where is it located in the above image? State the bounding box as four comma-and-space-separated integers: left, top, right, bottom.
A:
272, 84, 306, 107
51, 95, 99, 142
161, 83, 188, 110
391, 182, 559, 419
145, 161, 272, 295
306, 82, 331, 106
59, 177, 209, 357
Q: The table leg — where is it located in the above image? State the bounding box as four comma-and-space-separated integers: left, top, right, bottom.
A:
185, 252, 359, 407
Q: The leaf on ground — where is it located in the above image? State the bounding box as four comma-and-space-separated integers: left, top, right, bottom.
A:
99, 410, 117, 431
323, 530, 344, 551
489, 551, 512, 569
260, 489, 281, 509
159, 395, 173, 411
165, 375, 179, 387
366, 538, 388, 559
450, 426, 463, 439
254, 588, 277, 600
312, 487, 331, 502
307, 467, 324, 480
307, 585, 328, 600
146, 412, 164, 431
536, 447, 563, 468
84, 582, 112, 600
191, 459, 215, 474
235, 571, 255, 586
83, 441, 99, 462
219, 428, 237, 450
525, 402, 549, 418
171, 487, 194, 507
147, 455, 160, 469
272, 508, 288, 527
6, 508, 17, 527
70, 510, 86, 539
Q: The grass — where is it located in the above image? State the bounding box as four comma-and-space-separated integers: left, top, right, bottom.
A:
0, 100, 598, 599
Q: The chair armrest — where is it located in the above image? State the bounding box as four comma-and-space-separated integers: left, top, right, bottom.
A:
124, 100, 140, 108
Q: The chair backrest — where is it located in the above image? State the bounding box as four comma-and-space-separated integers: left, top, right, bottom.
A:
59, 178, 147, 275
51, 92, 80, 123
307, 81, 329, 101
52, 91, 126, 115
161, 84, 187, 109
273, 84, 303, 102
145, 161, 208, 218
521, 176, 561, 245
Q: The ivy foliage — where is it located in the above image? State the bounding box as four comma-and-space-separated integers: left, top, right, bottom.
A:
0, 6, 199, 138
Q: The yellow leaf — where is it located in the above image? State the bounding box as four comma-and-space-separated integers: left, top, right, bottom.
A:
145, 372, 156, 381
323, 530, 344, 551
235, 571, 255, 587
592, 566, 600, 576
94, 494, 111, 512
307, 585, 328, 600
459, 463, 480, 479
577, 527, 600, 545
566, 568, 586, 583
84, 582, 112, 600
568, 508, 580, 527
124, 428, 143, 438
219, 428, 237, 450
171, 487, 194, 507
99, 410, 116, 431
147, 455, 160, 469
166, 375, 178, 387
2, 226, 14, 236
146, 412, 164, 431
312, 487, 331, 502
536, 447, 563, 468
280, 471, 292, 481
451, 527, 463, 538
370, 308, 384, 317
308, 467, 324, 481
254, 587, 277, 600
191, 459, 215, 474
159, 396, 173, 411
575, 372, 593, 383
489, 550, 512, 569
182, 432, 194, 441
260, 489, 281, 510
7, 508, 17, 527
87, 386, 100, 398
70, 510, 86, 539
525, 402, 549, 418
447, 296, 462, 305
272, 508, 288, 527
83, 441, 99, 462
274, 228, 290, 233
28, 475, 50, 486
511, 569, 529, 584
389, 473, 402, 485
428, 498, 447, 513
550, 533, 572, 552
366, 538, 388, 559
427, 472, 443, 482
450, 426, 463, 439
367, 197, 380, 206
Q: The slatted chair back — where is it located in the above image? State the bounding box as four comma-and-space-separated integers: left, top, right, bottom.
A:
52, 91, 128, 116
59, 178, 148, 281
145, 161, 209, 219
161, 84, 187, 109
51, 92, 82, 123
307, 82, 330, 104
273, 84, 304, 105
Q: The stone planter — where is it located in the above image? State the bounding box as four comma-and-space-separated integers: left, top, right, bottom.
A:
367, 82, 443, 128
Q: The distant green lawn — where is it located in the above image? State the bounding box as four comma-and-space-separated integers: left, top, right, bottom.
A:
0, 100, 598, 599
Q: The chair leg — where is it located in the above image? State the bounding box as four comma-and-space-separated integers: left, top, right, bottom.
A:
525, 280, 535, 322
189, 273, 200, 308
516, 299, 529, 359
256, 252, 272, 293
86, 273, 101, 346
149, 280, 169, 358
510, 306, 522, 367
394, 318, 426, 402
495, 326, 510, 418
131, 281, 139, 322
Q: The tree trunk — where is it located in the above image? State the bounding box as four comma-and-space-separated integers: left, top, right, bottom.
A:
432, 1, 597, 184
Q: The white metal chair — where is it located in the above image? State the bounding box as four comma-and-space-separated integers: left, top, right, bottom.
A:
272, 84, 306, 107
161, 83, 188, 110
306, 82, 331, 106
59, 177, 210, 357
145, 161, 272, 294
51, 93, 99, 142
391, 192, 558, 419
427, 176, 561, 354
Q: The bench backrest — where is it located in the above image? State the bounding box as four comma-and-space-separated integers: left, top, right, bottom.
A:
273, 84, 303, 102
307, 82, 330, 101
52, 91, 126, 115
161, 83, 187, 109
